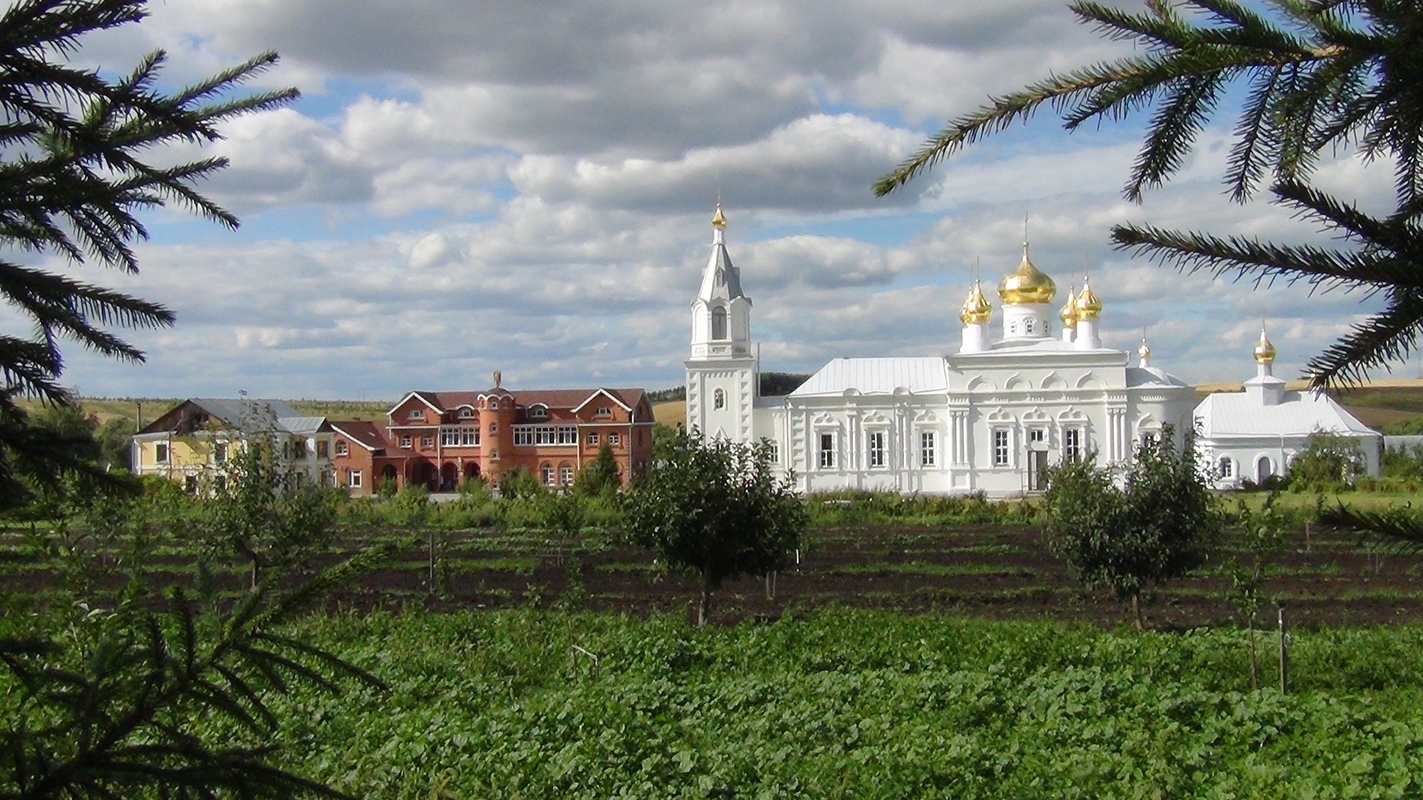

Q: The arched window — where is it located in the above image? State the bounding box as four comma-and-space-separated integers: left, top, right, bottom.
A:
559, 463, 574, 486
1217, 457, 1234, 479
711, 307, 728, 340
714, 388, 725, 410
1024, 319, 1035, 335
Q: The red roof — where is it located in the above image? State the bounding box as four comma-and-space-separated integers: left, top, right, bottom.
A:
405, 388, 649, 414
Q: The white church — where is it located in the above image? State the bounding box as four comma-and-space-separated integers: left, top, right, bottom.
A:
684, 206, 1381, 496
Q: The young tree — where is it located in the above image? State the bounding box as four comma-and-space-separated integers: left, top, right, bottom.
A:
622, 429, 806, 626
876, 0, 1423, 390
574, 441, 621, 497
1227, 493, 1290, 689
1044, 427, 1221, 629
1286, 429, 1366, 491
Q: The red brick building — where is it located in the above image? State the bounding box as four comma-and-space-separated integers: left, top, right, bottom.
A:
328, 383, 655, 495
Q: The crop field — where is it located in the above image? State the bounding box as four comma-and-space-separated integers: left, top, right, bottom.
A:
8, 516, 1422, 630
184, 610, 1423, 798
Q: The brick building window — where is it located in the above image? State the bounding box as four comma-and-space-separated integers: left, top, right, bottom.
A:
335, 441, 348, 457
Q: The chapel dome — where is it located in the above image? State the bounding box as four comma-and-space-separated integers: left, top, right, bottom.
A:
1254, 328, 1276, 364
1059, 287, 1078, 328
1075, 278, 1102, 320
997, 244, 1056, 305
960, 281, 991, 325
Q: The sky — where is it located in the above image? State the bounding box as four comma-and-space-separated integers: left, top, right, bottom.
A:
22, 0, 1408, 401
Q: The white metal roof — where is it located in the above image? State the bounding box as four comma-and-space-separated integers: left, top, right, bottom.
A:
1195, 390, 1379, 438
791, 357, 948, 397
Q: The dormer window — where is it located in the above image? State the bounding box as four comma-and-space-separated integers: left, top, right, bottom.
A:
407, 409, 423, 421
458, 407, 474, 419
711, 306, 728, 340
596, 406, 611, 417
529, 406, 548, 419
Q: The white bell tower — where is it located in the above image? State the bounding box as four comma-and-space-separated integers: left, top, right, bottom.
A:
685, 204, 757, 442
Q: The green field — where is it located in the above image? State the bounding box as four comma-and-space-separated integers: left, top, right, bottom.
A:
194, 609, 1423, 799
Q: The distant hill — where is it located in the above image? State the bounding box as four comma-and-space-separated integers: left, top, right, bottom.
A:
18, 397, 394, 430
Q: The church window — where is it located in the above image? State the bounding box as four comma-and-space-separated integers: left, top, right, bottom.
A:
1008, 321, 1018, 336
867, 431, 887, 468
992, 430, 1011, 467
714, 388, 725, 410
767, 440, 780, 464
1139, 432, 1158, 451
1030, 429, 1045, 443
1025, 319, 1035, 335
1064, 428, 1083, 461
711, 307, 728, 340
1217, 457, 1234, 479
818, 433, 836, 469
920, 431, 937, 467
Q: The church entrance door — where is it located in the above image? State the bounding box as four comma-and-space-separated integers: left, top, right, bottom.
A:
1027, 447, 1048, 492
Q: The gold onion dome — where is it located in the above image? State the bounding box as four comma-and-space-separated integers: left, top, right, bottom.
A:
712, 204, 727, 228
1138, 338, 1151, 360
1059, 287, 1078, 328
1075, 277, 1102, 320
1254, 327, 1276, 364
997, 244, 1056, 305
960, 281, 992, 325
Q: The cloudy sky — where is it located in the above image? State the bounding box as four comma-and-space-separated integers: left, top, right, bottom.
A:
32, 0, 1405, 400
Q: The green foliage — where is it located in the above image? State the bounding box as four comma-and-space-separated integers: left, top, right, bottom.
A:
804, 490, 1040, 528
623, 429, 806, 625
1044, 428, 1222, 629
876, 0, 1423, 389
0, 0, 296, 404
1287, 430, 1366, 492
1382, 443, 1423, 479
574, 442, 621, 497
497, 466, 544, 501
1, 459, 396, 799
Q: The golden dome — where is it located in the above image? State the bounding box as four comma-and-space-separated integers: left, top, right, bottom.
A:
1254, 327, 1276, 364
997, 244, 1056, 305
1075, 277, 1102, 320
1059, 287, 1077, 328
1138, 338, 1151, 361
712, 204, 727, 228
960, 280, 992, 325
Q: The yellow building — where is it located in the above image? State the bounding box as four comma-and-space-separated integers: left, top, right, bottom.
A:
132, 398, 335, 492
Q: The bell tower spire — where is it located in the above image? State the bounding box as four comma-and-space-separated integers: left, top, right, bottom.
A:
686, 203, 757, 443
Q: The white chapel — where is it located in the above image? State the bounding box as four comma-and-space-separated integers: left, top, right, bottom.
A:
685, 207, 1200, 496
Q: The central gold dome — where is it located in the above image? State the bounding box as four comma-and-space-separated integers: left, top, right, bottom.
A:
998, 245, 1056, 305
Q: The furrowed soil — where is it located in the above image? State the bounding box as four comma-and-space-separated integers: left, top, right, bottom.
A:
310, 522, 1421, 630
9, 522, 1419, 629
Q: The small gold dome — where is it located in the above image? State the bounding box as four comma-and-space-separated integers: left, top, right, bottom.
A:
1254, 327, 1276, 364
1075, 277, 1102, 320
960, 281, 992, 325
1059, 287, 1078, 328
997, 244, 1056, 305
712, 204, 727, 228
1138, 338, 1151, 360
